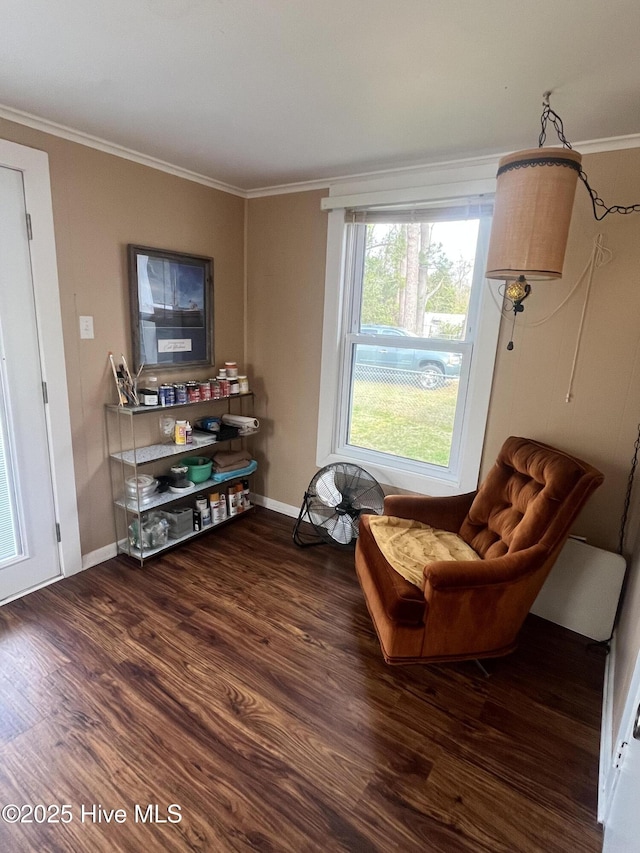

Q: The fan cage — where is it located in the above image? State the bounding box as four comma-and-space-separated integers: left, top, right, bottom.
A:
292, 463, 384, 548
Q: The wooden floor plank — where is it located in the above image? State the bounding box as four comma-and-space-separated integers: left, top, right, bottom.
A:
0, 507, 604, 852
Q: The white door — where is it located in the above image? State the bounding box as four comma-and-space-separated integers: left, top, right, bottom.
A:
0, 164, 61, 601
604, 653, 640, 852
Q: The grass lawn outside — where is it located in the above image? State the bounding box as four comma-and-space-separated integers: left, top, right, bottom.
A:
348, 377, 460, 467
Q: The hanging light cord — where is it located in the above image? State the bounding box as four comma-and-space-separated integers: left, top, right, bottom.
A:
539, 93, 640, 220
565, 234, 609, 402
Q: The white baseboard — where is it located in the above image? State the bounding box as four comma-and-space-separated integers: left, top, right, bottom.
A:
599, 633, 617, 824
81, 542, 118, 571
252, 494, 300, 518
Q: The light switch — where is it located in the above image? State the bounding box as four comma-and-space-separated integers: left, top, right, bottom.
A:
79, 315, 94, 339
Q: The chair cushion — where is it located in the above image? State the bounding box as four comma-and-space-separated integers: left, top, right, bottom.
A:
368, 515, 480, 588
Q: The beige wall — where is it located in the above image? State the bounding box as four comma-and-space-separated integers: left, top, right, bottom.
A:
0, 118, 245, 557
245, 191, 328, 504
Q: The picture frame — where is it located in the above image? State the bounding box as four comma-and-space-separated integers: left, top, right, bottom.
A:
128, 244, 213, 373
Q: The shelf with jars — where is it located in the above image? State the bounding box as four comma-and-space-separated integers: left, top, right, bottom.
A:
105, 385, 258, 567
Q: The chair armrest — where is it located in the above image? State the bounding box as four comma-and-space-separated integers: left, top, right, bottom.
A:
383, 492, 477, 532
424, 544, 549, 590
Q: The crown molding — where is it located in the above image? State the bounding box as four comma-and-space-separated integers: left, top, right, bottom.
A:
1, 102, 639, 200
245, 178, 331, 198
0, 103, 246, 197
245, 133, 640, 198
246, 153, 502, 199
575, 133, 640, 156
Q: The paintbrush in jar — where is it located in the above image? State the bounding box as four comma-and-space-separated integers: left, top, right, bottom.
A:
108, 352, 127, 406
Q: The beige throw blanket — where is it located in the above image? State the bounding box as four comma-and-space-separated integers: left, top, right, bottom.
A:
368, 515, 480, 589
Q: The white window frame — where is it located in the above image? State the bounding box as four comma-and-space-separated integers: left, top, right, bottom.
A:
317, 166, 503, 497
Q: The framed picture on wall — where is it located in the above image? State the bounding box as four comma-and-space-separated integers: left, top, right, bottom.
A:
128, 245, 213, 372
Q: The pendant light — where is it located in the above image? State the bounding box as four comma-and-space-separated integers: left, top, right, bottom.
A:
486, 92, 640, 349
486, 146, 582, 282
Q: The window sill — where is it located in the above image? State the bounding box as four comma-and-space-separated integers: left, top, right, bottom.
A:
316, 448, 475, 497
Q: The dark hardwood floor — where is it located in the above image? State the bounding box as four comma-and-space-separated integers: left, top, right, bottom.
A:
0, 507, 605, 852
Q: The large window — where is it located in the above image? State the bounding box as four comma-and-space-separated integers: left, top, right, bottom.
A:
318, 198, 501, 496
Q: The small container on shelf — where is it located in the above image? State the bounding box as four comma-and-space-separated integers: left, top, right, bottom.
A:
228, 483, 244, 515
138, 388, 159, 406
186, 382, 200, 403
195, 495, 212, 527
128, 513, 169, 550
182, 456, 213, 482
174, 420, 187, 445
159, 416, 176, 442
161, 507, 194, 539
218, 492, 228, 521
209, 492, 222, 523
159, 384, 176, 406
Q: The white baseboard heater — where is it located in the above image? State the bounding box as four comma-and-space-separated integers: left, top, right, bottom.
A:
531, 537, 626, 641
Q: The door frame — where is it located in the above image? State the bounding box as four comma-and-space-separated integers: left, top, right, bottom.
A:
0, 138, 81, 586
600, 636, 640, 825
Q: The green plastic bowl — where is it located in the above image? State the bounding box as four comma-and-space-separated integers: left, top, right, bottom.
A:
181, 456, 213, 483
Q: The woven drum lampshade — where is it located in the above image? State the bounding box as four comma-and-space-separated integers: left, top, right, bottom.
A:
486, 147, 582, 281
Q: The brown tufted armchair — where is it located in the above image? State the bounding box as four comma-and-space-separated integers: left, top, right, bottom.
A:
355, 436, 604, 664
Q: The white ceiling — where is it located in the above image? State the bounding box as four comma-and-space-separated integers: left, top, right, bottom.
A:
2, 0, 640, 192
